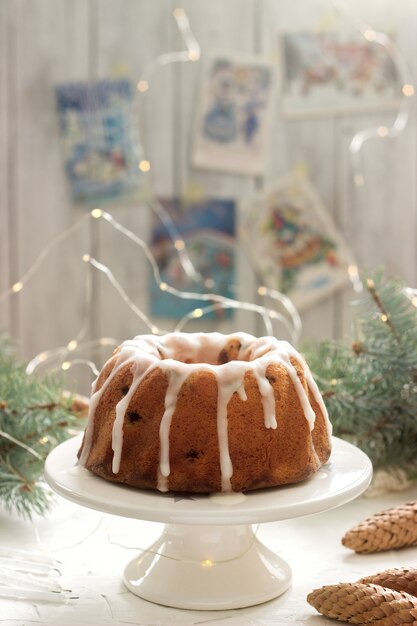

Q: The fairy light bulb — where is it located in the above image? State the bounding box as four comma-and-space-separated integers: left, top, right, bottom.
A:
363, 29, 376, 42
11, 281, 23, 293
138, 160, 151, 173
377, 126, 389, 138
99, 337, 115, 346
91, 208, 102, 219
402, 84, 414, 97
137, 80, 149, 92
173, 7, 185, 19
67, 340, 78, 351
192, 308, 203, 318
188, 49, 200, 61
61, 361, 70, 371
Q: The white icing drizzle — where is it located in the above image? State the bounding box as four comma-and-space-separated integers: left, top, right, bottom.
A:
78, 347, 136, 466
253, 366, 277, 429
112, 361, 154, 474
79, 332, 332, 492
157, 369, 190, 492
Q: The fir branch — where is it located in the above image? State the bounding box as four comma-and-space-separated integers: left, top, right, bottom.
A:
0, 334, 82, 519
365, 278, 401, 342
303, 273, 417, 477
0, 429, 43, 460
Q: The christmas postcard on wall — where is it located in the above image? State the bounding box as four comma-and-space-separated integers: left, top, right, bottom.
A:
240, 175, 354, 311
150, 197, 236, 321
280, 31, 401, 117
55, 79, 144, 206
192, 52, 276, 176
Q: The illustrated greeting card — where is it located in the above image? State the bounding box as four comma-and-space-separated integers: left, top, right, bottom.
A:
56, 79, 143, 205
241, 175, 354, 311
192, 52, 276, 175
281, 31, 401, 116
150, 198, 236, 321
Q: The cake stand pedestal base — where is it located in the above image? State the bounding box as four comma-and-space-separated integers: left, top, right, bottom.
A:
44, 435, 373, 610
123, 523, 291, 610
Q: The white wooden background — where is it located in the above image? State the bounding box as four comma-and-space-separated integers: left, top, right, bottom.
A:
0, 0, 416, 392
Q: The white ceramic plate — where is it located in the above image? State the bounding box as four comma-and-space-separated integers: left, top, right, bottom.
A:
44, 435, 372, 525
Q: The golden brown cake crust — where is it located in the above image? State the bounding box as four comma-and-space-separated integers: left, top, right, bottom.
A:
78, 332, 332, 493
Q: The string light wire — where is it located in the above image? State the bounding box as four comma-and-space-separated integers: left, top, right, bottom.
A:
24, 208, 301, 376
0, 213, 91, 304
332, 0, 414, 188
4, 7, 301, 380
135, 8, 201, 283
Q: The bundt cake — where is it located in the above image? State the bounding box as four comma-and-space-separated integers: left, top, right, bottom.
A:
78, 332, 332, 493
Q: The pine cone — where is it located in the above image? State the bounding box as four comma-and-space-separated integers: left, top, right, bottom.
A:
359, 567, 417, 598
342, 501, 417, 553
307, 582, 417, 625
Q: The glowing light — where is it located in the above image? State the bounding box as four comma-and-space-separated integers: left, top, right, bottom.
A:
348, 265, 358, 278
37, 352, 47, 363
348, 265, 362, 292
91, 208, 102, 219
330, 378, 337, 386
402, 84, 414, 97
366, 279, 375, 289
173, 7, 185, 19
364, 29, 376, 42
11, 281, 23, 293
137, 80, 149, 92
204, 278, 214, 289
99, 337, 117, 346
201, 559, 213, 568
188, 49, 200, 61
138, 160, 151, 173
257, 286, 267, 296
61, 361, 71, 371
380, 314, 389, 323
174, 239, 185, 251
67, 340, 78, 351
377, 126, 389, 138
39, 436, 49, 445
192, 308, 203, 318
151, 325, 160, 334
82, 254, 91, 263
412, 297, 417, 308
159, 282, 168, 291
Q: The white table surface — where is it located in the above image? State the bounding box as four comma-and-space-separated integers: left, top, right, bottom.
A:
1, 482, 416, 626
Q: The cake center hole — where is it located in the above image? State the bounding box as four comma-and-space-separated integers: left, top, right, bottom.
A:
160, 338, 248, 365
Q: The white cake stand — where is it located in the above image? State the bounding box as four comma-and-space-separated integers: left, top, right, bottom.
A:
44, 435, 372, 611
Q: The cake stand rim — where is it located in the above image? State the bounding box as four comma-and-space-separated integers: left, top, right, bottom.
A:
44, 434, 372, 525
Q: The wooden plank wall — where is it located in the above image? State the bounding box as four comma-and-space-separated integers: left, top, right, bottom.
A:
0, 0, 416, 392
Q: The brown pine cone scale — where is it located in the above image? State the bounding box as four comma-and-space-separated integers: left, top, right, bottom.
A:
359, 567, 417, 598
342, 501, 417, 553
307, 582, 417, 625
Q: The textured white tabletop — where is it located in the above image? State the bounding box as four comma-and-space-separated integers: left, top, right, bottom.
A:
1, 483, 416, 626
